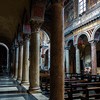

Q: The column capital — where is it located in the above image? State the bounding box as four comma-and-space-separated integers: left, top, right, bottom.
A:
15, 44, 19, 48
74, 44, 78, 49
89, 40, 96, 46
30, 19, 43, 32
23, 34, 30, 41
18, 41, 23, 46
65, 46, 70, 50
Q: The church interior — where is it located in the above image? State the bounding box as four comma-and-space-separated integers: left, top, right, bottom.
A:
0, 0, 100, 100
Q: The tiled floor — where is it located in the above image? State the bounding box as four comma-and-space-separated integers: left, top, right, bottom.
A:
0, 75, 48, 100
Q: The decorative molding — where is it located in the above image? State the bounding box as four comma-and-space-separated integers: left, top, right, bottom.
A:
87, 28, 94, 37
64, 6, 100, 35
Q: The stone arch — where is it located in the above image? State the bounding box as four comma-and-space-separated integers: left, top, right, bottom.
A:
0, 42, 9, 72
75, 32, 91, 45
40, 29, 50, 46
91, 25, 100, 41
43, 48, 49, 54
41, 26, 51, 38
65, 37, 74, 47
41, 30, 50, 40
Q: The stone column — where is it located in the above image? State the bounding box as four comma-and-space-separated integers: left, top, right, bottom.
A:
17, 42, 23, 81
90, 41, 97, 75
40, 48, 43, 70
65, 46, 70, 73
29, 20, 42, 93
12, 48, 15, 77
75, 44, 80, 73
14, 45, 19, 79
21, 34, 30, 85
48, 48, 50, 70
50, 1, 64, 100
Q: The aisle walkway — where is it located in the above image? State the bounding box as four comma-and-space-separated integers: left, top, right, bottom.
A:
0, 75, 48, 100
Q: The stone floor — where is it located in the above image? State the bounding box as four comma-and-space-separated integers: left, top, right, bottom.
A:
0, 75, 49, 100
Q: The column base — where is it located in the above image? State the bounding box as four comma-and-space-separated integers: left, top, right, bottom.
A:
21, 82, 29, 90
13, 77, 17, 80
17, 78, 22, 81
28, 87, 42, 93
21, 81, 29, 86
17, 79, 21, 84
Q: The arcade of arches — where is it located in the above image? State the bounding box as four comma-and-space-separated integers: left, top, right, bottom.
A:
65, 29, 100, 75
0, 0, 99, 100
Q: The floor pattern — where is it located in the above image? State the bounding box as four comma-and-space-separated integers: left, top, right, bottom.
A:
0, 75, 42, 100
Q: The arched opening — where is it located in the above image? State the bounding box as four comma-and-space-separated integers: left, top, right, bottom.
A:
44, 49, 50, 70
40, 30, 50, 71
0, 43, 9, 75
78, 34, 91, 74
68, 40, 76, 73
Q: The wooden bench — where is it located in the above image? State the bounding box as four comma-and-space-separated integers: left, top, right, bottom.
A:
65, 73, 100, 82
64, 79, 88, 99
81, 86, 100, 100
40, 73, 50, 92
65, 81, 100, 100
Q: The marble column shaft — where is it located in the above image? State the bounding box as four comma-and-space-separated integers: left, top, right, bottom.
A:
29, 20, 42, 93
14, 46, 19, 79
75, 45, 80, 73
21, 35, 30, 85
48, 48, 50, 70
50, 2, 64, 100
17, 43, 23, 81
12, 49, 15, 77
65, 47, 70, 73
40, 48, 43, 70
90, 41, 97, 75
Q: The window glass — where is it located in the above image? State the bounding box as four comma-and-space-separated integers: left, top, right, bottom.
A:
79, 0, 86, 15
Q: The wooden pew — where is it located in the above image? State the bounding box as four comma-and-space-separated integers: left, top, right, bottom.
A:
65, 73, 100, 82
66, 82, 100, 100
81, 82, 100, 100
64, 79, 88, 99
40, 72, 50, 93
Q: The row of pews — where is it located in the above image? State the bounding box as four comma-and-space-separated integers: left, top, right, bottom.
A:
40, 71, 50, 93
40, 72, 100, 100
65, 73, 100, 100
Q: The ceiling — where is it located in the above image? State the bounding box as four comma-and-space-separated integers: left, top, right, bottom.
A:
0, 0, 30, 47
0, 0, 67, 47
